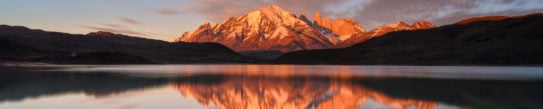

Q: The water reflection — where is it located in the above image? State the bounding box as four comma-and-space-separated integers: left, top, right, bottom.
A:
0, 65, 542, 109
0, 69, 170, 102
174, 76, 438, 109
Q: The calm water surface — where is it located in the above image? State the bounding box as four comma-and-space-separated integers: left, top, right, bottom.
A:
0, 65, 542, 109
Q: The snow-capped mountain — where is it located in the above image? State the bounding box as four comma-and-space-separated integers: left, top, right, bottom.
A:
175, 5, 436, 53
365, 21, 435, 38
175, 5, 334, 52
336, 21, 436, 48
314, 12, 367, 42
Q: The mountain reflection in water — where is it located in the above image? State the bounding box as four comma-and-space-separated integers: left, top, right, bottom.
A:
174, 76, 438, 109
0, 65, 542, 109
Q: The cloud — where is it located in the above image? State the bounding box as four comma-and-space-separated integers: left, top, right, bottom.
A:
102, 23, 123, 28
159, 0, 543, 29
151, 8, 181, 15
165, 0, 353, 22
118, 17, 143, 25
329, 0, 543, 29
78, 25, 148, 37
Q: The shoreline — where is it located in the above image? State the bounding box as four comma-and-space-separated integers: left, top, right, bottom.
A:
2, 61, 543, 67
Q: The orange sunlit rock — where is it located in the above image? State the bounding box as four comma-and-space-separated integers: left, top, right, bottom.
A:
454, 13, 543, 25
455, 16, 509, 25
335, 20, 436, 48
174, 5, 436, 53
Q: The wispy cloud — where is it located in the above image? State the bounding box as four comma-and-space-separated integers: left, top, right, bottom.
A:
118, 17, 143, 25
151, 0, 350, 22
345, 0, 543, 29
156, 0, 543, 29
151, 8, 181, 15
102, 23, 123, 28
78, 25, 147, 37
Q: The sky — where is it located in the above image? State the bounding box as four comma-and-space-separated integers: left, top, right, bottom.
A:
1, 0, 542, 41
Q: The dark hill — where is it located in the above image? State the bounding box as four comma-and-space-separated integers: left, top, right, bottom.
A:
276, 14, 543, 65
0, 25, 250, 64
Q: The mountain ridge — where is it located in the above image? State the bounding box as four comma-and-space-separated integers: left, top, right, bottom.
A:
175, 5, 435, 54
335, 20, 436, 48
275, 13, 543, 65
175, 5, 334, 53
0, 25, 250, 64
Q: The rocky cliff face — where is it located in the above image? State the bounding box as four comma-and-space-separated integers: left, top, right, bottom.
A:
175, 5, 335, 52
175, 5, 436, 53
314, 12, 367, 42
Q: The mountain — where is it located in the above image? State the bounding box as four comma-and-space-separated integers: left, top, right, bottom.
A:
0, 25, 250, 64
175, 5, 335, 53
455, 16, 509, 25
454, 13, 543, 25
336, 21, 435, 47
175, 5, 435, 55
275, 13, 543, 65
313, 12, 367, 42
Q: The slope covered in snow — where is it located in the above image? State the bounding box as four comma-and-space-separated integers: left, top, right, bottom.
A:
175, 5, 436, 53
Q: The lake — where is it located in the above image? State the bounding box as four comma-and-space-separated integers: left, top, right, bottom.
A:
0, 65, 542, 109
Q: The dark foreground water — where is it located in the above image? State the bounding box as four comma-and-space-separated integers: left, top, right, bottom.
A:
0, 65, 542, 109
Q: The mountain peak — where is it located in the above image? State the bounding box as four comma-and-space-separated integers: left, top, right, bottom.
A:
411, 20, 436, 29
375, 21, 436, 31
260, 4, 284, 12
257, 4, 290, 16
387, 21, 410, 28
314, 12, 322, 23
414, 20, 432, 24
176, 5, 436, 54
243, 4, 297, 26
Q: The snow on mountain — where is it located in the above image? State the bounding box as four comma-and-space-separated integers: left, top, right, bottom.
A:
175, 5, 435, 53
336, 21, 437, 48
314, 12, 366, 41
175, 5, 335, 52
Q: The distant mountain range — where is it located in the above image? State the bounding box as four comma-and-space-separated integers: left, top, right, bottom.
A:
1, 5, 542, 65
0, 25, 249, 64
175, 5, 435, 54
275, 13, 543, 65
